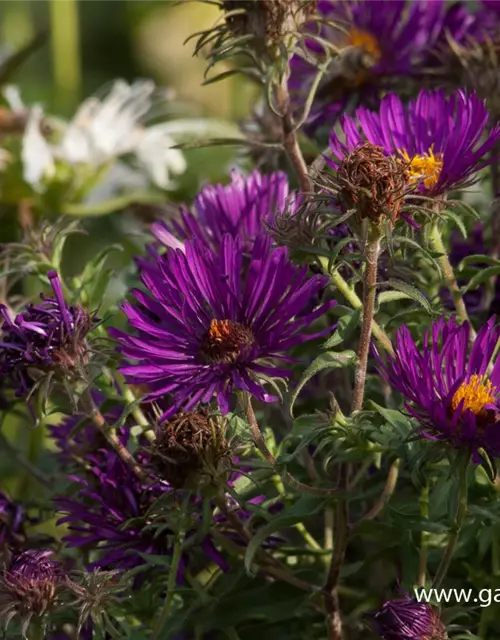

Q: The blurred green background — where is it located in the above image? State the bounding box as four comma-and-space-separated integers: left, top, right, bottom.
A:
3, 0, 256, 119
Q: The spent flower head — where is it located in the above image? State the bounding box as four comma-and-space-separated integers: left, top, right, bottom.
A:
152, 408, 232, 492
335, 141, 410, 228
111, 234, 335, 417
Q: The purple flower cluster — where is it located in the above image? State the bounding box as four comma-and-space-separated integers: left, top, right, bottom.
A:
377, 316, 500, 462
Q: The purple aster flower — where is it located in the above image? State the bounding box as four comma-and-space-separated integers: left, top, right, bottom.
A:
0, 271, 96, 398
289, 0, 434, 132
0, 550, 61, 637
151, 169, 295, 254
371, 595, 447, 640
329, 89, 500, 198
111, 234, 335, 417
376, 316, 500, 462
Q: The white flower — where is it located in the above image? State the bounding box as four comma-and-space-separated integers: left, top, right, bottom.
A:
135, 124, 187, 189
21, 106, 55, 191
56, 80, 155, 166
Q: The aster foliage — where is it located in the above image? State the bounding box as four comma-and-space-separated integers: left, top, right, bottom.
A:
4, 1, 500, 639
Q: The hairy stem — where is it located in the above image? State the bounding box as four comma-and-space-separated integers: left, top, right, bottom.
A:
429, 222, 474, 334
324, 262, 394, 356
351, 234, 381, 413
432, 457, 469, 589
81, 388, 149, 483
275, 73, 311, 194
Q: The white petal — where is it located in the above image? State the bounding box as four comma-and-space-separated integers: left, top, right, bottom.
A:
22, 106, 55, 190
135, 125, 186, 189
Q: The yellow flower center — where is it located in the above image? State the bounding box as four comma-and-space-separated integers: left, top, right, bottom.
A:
400, 148, 443, 189
348, 28, 381, 61
451, 374, 497, 415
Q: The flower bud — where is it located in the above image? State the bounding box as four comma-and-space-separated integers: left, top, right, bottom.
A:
0, 550, 61, 637
371, 596, 448, 640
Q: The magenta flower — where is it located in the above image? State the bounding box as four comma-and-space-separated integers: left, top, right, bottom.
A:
151, 169, 294, 253
111, 234, 334, 417
329, 89, 500, 197
376, 316, 500, 462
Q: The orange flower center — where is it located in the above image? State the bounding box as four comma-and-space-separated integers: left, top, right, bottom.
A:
451, 374, 497, 415
348, 28, 382, 61
400, 148, 443, 189
201, 319, 255, 364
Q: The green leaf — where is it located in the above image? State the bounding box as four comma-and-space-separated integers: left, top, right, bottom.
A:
461, 266, 500, 293
458, 254, 500, 269
369, 402, 413, 435
322, 308, 360, 349
383, 279, 433, 314
290, 350, 357, 417
441, 208, 468, 238
244, 496, 328, 575
477, 447, 496, 483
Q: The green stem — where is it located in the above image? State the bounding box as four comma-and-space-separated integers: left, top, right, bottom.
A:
325, 263, 394, 356
429, 222, 474, 334
351, 234, 381, 413
417, 482, 430, 588
432, 457, 469, 589
49, 0, 82, 113
152, 515, 187, 640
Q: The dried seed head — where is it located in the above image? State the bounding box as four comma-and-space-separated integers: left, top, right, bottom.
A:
152, 409, 232, 492
222, 0, 317, 54
337, 142, 409, 226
